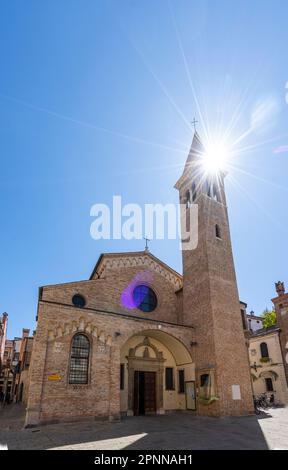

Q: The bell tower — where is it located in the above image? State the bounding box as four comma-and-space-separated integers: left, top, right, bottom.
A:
175, 132, 254, 416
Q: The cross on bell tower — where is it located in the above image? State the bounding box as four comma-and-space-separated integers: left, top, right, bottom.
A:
191, 117, 198, 131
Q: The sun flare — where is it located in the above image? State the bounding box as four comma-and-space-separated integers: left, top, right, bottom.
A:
202, 140, 230, 175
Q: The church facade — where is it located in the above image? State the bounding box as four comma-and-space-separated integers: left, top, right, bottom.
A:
25, 133, 254, 426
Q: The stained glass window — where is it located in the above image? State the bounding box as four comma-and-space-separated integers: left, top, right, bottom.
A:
133, 285, 157, 313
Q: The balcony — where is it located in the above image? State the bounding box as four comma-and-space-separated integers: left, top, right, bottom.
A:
259, 357, 271, 364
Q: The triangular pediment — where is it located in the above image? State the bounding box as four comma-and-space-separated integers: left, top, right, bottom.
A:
90, 251, 182, 290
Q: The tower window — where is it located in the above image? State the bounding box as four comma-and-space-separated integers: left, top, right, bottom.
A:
204, 181, 211, 197
185, 190, 191, 208
69, 334, 90, 384
215, 224, 221, 239
213, 184, 220, 202
191, 182, 197, 202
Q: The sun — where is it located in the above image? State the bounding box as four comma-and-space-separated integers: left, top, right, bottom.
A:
202, 140, 230, 175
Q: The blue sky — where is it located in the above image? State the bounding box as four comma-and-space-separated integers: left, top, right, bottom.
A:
1, 0, 287, 338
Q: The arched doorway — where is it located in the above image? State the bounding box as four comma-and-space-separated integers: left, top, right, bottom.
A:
120, 329, 195, 416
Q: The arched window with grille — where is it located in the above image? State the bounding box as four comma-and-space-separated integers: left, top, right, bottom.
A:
69, 334, 90, 384
260, 342, 269, 359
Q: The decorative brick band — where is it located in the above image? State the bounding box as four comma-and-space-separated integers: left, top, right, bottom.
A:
47, 316, 112, 346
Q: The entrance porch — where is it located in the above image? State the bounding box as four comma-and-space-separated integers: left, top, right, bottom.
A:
120, 330, 196, 416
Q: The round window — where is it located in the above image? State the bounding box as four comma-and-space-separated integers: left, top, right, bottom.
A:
72, 294, 86, 308
132, 285, 157, 313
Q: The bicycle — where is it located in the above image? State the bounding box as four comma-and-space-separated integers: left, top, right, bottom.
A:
253, 396, 261, 415
258, 393, 269, 409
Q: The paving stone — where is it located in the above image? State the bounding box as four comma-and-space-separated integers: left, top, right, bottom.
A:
1, 404, 287, 450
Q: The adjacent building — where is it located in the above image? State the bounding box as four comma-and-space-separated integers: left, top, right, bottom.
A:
0, 338, 14, 401
14, 329, 34, 404
0, 313, 8, 371
246, 311, 263, 333
238, 285, 288, 406
249, 325, 288, 405
0, 327, 34, 404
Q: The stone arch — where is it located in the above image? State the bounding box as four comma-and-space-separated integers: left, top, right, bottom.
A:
120, 328, 193, 364
259, 370, 278, 381
120, 329, 194, 416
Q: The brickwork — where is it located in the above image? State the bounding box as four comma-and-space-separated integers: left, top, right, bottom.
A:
41, 257, 181, 325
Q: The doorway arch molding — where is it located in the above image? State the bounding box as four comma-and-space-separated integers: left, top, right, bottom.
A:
121, 329, 194, 416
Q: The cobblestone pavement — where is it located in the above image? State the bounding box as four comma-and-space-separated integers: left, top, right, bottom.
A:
0, 404, 287, 450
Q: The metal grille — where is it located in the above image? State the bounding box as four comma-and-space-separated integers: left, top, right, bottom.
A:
69, 334, 90, 384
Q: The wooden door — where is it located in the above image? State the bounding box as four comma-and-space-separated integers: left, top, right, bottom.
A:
144, 371, 156, 414
133, 371, 140, 415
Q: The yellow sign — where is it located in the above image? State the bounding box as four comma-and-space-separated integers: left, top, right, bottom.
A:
48, 374, 61, 381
